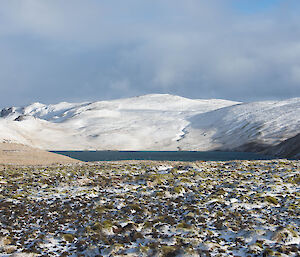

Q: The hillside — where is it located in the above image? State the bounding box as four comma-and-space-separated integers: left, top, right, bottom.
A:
263, 133, 300, 159
0, 94, 299, 158
0, 143, 80, 165
180, 98, 300, 153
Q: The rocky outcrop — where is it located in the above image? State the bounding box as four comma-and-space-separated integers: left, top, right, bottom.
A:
263, 133, 300, 159
0, 107, 15, 117
233, 134, 300, 159
232, 141, 270, 153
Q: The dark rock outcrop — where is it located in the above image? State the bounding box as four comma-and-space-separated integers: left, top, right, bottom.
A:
0, 107, 15, 117
231, 134, 300, 159
263, 133, 300, 159
14, 115, 27, 121
233, 141, 270, 153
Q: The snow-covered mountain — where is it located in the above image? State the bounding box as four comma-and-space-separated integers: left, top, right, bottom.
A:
0, 94, 299, 157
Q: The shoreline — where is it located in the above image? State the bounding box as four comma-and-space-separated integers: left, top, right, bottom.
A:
0, 142, 298, 166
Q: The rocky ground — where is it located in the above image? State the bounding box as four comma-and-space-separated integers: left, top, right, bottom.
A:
0, 160, 299, 256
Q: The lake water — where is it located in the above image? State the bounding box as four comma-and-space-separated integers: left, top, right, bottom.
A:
52, 151, 273, 162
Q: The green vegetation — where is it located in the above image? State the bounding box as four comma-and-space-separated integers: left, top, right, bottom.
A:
0, 160, 298, 256
63, 234, 75, 243
265, 196, 279, 205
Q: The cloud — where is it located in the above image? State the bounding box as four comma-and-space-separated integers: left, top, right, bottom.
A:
0, 0, 299, 107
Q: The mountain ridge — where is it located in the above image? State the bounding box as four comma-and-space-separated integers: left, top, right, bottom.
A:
0, 94, 299, 158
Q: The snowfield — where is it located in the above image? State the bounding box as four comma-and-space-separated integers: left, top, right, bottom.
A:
0, 94, 299, 156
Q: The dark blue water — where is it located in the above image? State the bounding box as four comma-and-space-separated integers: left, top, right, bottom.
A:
52, 151, 273, 162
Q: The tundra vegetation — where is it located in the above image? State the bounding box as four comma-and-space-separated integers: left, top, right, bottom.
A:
0, 160, 299, 256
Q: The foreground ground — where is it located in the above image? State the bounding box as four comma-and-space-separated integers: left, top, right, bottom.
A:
0, 160, 299, 256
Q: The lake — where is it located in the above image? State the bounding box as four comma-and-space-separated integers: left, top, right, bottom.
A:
52, 151, 273, 162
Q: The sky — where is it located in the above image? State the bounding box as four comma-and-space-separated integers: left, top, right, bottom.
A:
0, 0, 300, 107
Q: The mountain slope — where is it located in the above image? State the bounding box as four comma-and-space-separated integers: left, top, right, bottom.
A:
263, 133, 300, 159
179, 98, 300, 153
0, 94, 299, 157
0, 94, 238, 150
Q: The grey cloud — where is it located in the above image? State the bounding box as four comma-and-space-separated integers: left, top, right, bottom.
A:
0, 0, 299, 107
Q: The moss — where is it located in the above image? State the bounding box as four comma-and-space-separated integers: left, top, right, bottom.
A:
127, 203, 143, 213
216, 211, 224, 217
155, 191, 164, 197
174, 186, 185, 194
177, 222, 192, 230
113, 243, 124, 250
139, 245, 150, 253
287, 174, 300, 184
216, 188, 226, 195
255, 242, 263, 248
161, 245, 178, 256
263, 248, 274, 256
63, 233, 75, 243
152, 218, 162, 224
92, 222, 102, 231
95, 204, 114, 214
105, 204, 114, 209
179, 178, 190, 183
186, 212, 195, 218
126, 174, 133, 180
143, 221, 153, 228
288, 203, 299, 210
265, 196, 279, 205
132, 232, 144, 240
102, 220, 114, 229
287, 226, 298, 237
11, 193, 24, 199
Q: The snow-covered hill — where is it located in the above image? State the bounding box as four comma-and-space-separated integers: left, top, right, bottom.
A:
180, 97, 300, 152
0, 94, 299, 156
